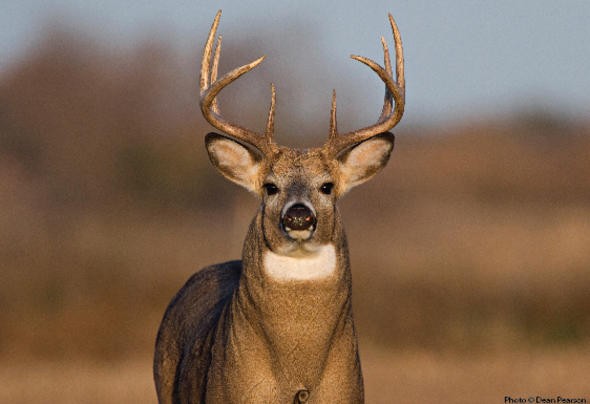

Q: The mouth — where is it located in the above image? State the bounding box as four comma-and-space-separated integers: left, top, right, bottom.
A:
283, 227, 314, 242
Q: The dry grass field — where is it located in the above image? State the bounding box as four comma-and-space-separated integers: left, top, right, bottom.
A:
2, 348, 589, 403
1, 29, 589, 403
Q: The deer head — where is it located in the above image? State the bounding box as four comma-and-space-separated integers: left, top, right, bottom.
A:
200, 10, 405, 257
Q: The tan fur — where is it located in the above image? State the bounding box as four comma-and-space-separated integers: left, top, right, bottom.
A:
154, 140, 394, 403
154, 11, 405, 404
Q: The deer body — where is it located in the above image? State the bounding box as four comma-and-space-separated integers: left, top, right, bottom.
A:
154, 10, 405, 404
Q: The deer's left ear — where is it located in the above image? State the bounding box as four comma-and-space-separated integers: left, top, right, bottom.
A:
336, 132, 395, 195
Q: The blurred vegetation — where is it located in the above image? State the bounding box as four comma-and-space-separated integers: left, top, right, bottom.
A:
1, 27, 589, 366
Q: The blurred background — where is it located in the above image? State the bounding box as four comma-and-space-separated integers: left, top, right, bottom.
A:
1, 1, 589, 402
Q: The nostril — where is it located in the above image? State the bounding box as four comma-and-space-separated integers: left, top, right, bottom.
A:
282, 204, 317, 231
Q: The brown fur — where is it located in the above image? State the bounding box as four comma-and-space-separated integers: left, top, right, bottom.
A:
154, 135, 394, 403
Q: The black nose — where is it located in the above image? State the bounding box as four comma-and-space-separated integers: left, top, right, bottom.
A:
281, 204, 317, 231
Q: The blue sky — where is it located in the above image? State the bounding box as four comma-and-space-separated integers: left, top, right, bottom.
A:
2, 0, 590, 126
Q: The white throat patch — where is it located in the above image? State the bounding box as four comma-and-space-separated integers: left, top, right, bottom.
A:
263, 244, 337, 281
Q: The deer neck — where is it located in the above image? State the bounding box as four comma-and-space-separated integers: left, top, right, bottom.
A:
241, 209, 352, 312
229, 210, 356, 384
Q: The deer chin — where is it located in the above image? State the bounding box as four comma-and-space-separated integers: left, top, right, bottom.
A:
273, 238, 324, 257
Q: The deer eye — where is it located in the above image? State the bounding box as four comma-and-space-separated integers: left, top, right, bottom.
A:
320, 182, 334, 195
263, 183, 279, 196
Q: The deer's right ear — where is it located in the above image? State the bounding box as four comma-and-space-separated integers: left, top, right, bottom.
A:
205, 132, 264, 193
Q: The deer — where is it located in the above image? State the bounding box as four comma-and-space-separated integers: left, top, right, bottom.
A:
154, 10, 405, 404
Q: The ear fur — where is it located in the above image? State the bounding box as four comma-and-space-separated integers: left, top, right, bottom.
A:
205, 132, 264, 193
336, 132, 395, 195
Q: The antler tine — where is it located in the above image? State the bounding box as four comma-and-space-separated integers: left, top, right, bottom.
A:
210, 34, 222, 114
379, 36, 393, 122
326, 13, 405, 155
265, 84, 276, 141
329, 89, 337, 140
389, 12, 405, 91
200, 10, 221, 93
199, 10, 273, 152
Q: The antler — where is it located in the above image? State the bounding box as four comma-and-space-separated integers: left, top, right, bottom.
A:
325, 13, 405, 156
200, 10, 275, 153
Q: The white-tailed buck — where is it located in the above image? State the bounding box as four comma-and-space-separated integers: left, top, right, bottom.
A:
154, 10, 405, 403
